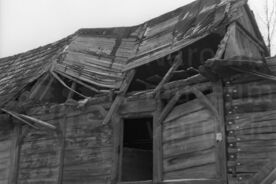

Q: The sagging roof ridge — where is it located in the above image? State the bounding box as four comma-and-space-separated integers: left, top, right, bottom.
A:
0, 0, 248, 107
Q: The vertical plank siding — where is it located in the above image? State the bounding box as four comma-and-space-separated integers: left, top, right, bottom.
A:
224, 75, 276, 184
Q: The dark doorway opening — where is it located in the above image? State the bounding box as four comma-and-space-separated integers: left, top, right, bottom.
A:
121, 117, 153, 182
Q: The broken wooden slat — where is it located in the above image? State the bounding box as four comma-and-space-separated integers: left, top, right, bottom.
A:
51, 71, 88, 98
56, 70, 101, 93
19, 114, 56, 130
1, 109, 39, 129
1, 109, 56, 130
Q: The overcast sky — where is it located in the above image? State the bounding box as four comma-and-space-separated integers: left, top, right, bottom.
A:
0, 0, 275, 58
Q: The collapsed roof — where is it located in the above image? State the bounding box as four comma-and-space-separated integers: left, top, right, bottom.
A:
0, 0, 266, 106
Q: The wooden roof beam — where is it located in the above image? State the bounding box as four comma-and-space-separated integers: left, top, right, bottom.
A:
153, 51, 183, 97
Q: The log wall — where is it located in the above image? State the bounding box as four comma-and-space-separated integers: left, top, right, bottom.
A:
225, 75, 276, 184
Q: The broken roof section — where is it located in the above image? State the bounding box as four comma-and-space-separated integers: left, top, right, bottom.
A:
0, 0, 254, 105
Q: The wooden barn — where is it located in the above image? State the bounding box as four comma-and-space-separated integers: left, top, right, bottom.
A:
0, 0, 276, 183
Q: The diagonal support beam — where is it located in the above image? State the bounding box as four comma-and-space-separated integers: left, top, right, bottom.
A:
191, 86, 219, 121
1, 108, 56, 130
102, 70, 136, 125
158, 85, 193, 124
247, 161, 276, 184
153, 51, 183, 96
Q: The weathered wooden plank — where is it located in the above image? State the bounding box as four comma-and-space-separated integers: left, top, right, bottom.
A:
246, 161, 276, 184
228, 159, 268, 173
27, 103, 110, 121
163, 164, 217, 181
161, 82, 212, 100
63, 51, 123, 70
163, 148, 216, 173
233, 126, 276, 135
63, 147, 113, 166
18, 167, 59, 180
163, 118, 215, 142
225, 95, 276, 114
191, 87, 219, 120
145, 16, 179, 37
164, 99, 205, 123
163, 133, 215, 158
102, 70, 136, 125
228, 133, 276, 143
119, 99, 156, 115
226, 110, 276, 125
164, 109, 212, 131
224, 80, 276, 99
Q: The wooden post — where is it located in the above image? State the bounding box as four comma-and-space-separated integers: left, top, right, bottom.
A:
212, 81, 228, 183
57, 116, 66, 184
8, 122, 21, 184
153, 98, 163, 183
111, 114, 123, 184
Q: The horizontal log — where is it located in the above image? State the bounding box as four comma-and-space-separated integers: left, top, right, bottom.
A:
228, 133, 276, 143
224, 80, 276, 99
225, 95, 276, 114
228, 146, 276, 155
226, 109, 276, 125
228, 159, 268, 173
